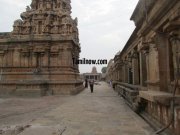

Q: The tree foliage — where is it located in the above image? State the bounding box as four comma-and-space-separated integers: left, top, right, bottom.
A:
101, 67, 107, 73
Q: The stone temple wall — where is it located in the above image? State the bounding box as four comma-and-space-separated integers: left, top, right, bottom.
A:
0, 0, 84, 96
110, 0, 180, 134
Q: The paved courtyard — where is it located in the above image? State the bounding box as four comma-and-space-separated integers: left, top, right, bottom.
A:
0, 82, 155, 135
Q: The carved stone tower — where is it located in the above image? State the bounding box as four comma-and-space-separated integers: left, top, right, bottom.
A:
0, 0, 83, 96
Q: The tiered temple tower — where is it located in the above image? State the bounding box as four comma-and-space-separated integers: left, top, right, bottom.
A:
0, 0, 83, 96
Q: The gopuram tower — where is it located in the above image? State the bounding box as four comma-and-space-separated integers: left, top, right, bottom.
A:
0, 0, 83, 96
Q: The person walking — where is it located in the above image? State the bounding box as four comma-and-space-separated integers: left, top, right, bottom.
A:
109, 80, 112, 87
89, 79, 94, 93
85, 78, 88, 88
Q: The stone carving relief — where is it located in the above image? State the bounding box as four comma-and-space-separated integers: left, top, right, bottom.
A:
13, 19, 23, 34
11, 0, 79, 41
51, 19, 59, 34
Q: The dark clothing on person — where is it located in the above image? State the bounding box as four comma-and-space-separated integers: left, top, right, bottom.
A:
90, 85, 94, 93
89, 80, 94, 93
85, 79, 88, 88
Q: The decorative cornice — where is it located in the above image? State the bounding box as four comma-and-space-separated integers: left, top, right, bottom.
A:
130, 0, 156, 27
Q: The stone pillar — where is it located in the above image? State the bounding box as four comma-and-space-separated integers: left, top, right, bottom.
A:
6, 50, 10, 67
66, 47, 73, 67
132, 51, 140, 85
41, 46, 49, 68
123, 64, 128, 83
0, 54, 4, 67
62, 47, 69, 66
116, 70, 118, 81
24, 54, 29, 67
58, 49, 63, 67
32, 52, 37, 67
28, 48, 33, 68
169, 30, 180, 81
119, 67, 122, 82
20, 52, 25, 67
0, 52, 5, 80
7, 50, 13, 67
139, 51, 147, 86
43, 51, 48, 68
117, 70, 119, 81
156, 33, 171, 92
145, 50, 150, 83
13, 48, 20, 67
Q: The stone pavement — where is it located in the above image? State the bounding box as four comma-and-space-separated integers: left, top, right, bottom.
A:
0, 82, 155, 135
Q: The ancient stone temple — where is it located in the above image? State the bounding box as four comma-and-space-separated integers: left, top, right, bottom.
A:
0, 0, 83, 96
108, 0, 180, 134
83, 67, 102, 81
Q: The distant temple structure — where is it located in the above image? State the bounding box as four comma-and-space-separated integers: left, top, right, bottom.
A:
83, 67, 102, 81
0, 0, 83, 96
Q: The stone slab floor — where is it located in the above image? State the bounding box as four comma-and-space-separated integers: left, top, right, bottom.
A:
0, 82, 155, 135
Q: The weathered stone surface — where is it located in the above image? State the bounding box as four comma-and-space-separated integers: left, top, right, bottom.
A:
0, 0, 83, 96
139, 90, 180, 105
0, 82, 154, 135
107, 0, 180, 134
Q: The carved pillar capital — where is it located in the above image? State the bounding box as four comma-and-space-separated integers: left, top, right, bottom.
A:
131, 49, 139, 59
139, 36, 158, 54
138, 37, 150, 52
169, 29, 180, 45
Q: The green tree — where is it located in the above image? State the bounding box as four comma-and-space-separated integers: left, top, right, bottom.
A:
101, 67, 107, 73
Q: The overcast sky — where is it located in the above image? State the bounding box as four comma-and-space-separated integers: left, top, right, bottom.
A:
0, 0, 138, 73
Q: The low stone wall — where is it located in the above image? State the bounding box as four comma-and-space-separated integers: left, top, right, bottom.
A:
0, 80, 84, 97
140, 93, 180, 135
114, 82, 139, 112
114, 82, 180, 135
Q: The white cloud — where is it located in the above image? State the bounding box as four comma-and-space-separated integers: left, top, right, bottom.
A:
71, 0, 138, 73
